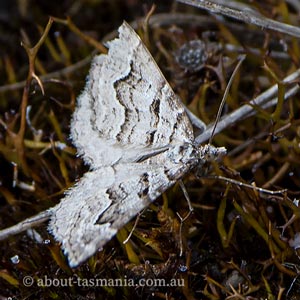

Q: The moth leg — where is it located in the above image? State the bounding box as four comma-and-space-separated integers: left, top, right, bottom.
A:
176, 180, 194, 256
122, 210, 144, 245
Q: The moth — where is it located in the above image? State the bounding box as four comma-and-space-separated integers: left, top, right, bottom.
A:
2, 22, 226, 267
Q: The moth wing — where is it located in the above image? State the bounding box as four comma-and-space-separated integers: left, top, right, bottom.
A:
49, 158, 189, 267
71, 22, 194, 168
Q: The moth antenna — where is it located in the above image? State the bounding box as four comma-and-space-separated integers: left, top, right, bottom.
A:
177, 180, 194, 256
209, 54, 246, 145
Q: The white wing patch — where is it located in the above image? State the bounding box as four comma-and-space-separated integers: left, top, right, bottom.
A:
71, 22, 194, 168
48, 22, 226, 267
50, 143, 204, 267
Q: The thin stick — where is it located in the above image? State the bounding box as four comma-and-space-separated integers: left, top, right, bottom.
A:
184, 106, 207, 132
206, 175, 287, 195
0, 210, 52, 241
195, 69, 300, 145
0, 54, 94, 94
176, 0, 300, 38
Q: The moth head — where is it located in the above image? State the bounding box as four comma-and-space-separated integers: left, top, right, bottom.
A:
200, 144, 226, 162
195, 144, 226, 177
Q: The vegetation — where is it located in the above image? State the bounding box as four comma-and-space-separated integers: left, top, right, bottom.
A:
0, 1, 299, 299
